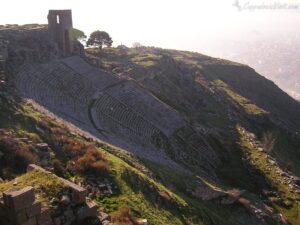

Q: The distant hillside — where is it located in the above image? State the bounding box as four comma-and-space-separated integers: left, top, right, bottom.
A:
207, 35, 300, 101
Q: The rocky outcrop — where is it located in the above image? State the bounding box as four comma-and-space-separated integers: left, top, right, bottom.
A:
0, 164, 115, 225
0, 24, 85, 75
0, 186, 48, 225
0, 24, 59, 71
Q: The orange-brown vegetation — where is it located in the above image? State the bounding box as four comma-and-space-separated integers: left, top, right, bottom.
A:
52, 130, 110, 177
75, 146, 111, 176
111, 207, 139, 225
0, 135, 39, 176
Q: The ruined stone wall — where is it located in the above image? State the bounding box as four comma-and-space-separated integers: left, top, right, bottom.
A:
1, 186, 45, 225
48, 10, 73, 55
0, 24, 48, 39
0, 164, 114, 225
0, 40, 8, 61
0, 24, 60, 72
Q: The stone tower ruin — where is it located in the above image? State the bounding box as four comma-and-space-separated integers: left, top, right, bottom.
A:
48, 10, 73, 55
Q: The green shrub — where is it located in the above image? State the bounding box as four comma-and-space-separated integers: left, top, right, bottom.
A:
52, 159, 66, 177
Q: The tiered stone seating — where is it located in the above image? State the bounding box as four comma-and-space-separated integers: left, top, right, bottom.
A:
61, 57, 120, 90
47, 63, 96, 104
175, 127, 209, 153
15, 62, 93, 127
91, 93, 161, 144
106, 82, 185, 135
15, 56, 188, 150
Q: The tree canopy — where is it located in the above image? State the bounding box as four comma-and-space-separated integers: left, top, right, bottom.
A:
69, 28, 86, 41
86, 30, 113, 49
132, 42, 142, 48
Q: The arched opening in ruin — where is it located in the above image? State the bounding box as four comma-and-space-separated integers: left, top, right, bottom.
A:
56, 15, 60, 24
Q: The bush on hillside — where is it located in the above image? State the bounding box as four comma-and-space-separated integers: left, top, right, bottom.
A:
0, 136, 39, 173
53, 131, 111, 177
52, 159, 66, 177
111, 207, 139, 225
14, 148, 39, 171
64, 140, 86, 158
75, 147, 110, 176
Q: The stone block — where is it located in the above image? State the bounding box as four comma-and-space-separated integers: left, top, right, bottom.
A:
64, 208, 74, 222
60, 195, 71, 205
27, 164, 48, 173
20, 216, 37, 225
192, 185, 226, 201
98, 211, 110, 222
3, 186, 35, 211
35, 143, 49, 151
0, 196, 4, 207
137, 219, 148, 225
52, 217, 61, 225
26, 200, 42, 218
36, 208, 52, 225
10, 208, 27, 224
102, 221, 111, 225
76, 201, 98, 221
27, 216, 38, 225
61, 179, 87, 204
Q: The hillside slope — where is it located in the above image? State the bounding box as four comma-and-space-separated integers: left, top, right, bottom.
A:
0, 68, 271, 225
1, 32, 300, 224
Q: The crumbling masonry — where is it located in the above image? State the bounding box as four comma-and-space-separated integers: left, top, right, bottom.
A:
48, 10, 73, 55
0, 164, 113, 225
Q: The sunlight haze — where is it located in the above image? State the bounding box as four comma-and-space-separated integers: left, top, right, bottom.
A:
1, 0, 300, 99
1, 0, 298, 51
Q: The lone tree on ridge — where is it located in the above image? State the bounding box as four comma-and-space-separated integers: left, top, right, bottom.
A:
86, 30, 113, 49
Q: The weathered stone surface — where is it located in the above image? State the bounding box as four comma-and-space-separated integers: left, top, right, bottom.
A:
19, 216, 38, 225
60, 195, 71, 205
35, 143, 49, 151
293, 178, 300, 187
137, 219, 148, 225
0, 196, 4, 207
221, 189, 245, 205
40, 159, 50, 167
0, 41, 8, 61
98, 211, 110, 222
3, 186, 35, 211
25, 200, 42, 218
62, 179, 87, 204
192, 185, 226, 201
64, 208, 74, 221
10, 208, 28, 224
102, 220, 111, 225
27, 164, 48, 173
27, 216, 37, 225
36, 207, 52, 225
52, 217, 61, 225
278, 213, 289, 225
48, 10, 73, 55
76, 201, 98, 221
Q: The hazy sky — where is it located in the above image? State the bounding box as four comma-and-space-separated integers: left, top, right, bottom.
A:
1, 0, 300, 55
